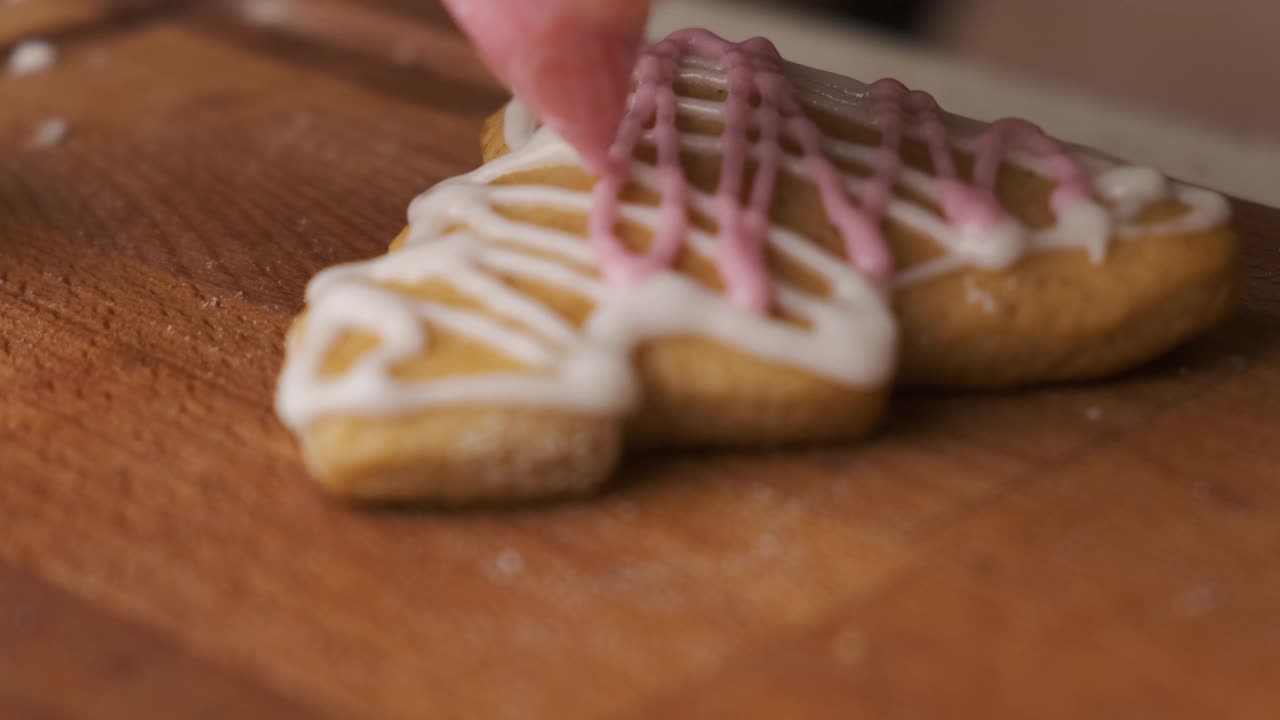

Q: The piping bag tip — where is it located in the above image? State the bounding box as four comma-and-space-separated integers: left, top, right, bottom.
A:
443, 0, 644, 175
516, 27, 640, 176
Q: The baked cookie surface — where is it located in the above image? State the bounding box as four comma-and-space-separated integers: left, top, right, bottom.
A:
277, 29, 1234, 502
484, 59, 1236, 390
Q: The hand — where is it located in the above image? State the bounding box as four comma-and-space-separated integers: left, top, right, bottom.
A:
442, 0, 650, 173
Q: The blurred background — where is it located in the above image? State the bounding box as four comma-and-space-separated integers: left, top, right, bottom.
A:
753, 0, 1280, 142
4, 0, 1278, 204
652, 0, 1280, 206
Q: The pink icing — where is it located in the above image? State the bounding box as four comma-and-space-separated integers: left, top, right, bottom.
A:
588, 29, 1095, 312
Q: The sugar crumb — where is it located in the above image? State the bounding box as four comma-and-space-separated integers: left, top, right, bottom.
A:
780, 496, 808, 519
749, 483, 777, 505
831, 627, 868, 664
492, 548, 524, 578
392, 41, 417, 65
8, 39, 56, 76
753, 533, 782, 558
964, 276, 998, 315
88, 48, 111, 68
1084, 406, 1104, 422
1175, 584, 1218, 618
28, 117, 69, 149
242, 0, 288, 24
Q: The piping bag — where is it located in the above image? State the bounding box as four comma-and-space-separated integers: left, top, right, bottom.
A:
442, 0, 650, 175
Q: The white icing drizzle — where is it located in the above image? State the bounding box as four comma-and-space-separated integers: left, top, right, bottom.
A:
277, 120, 897, 427
277, 53, 1230, 429
502, 97, 537, 152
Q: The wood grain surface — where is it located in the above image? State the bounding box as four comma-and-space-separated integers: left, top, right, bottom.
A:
1, 2, 1278, 718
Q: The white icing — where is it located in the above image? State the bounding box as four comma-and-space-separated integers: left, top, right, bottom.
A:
502, 98, 538, 152
276, 53, 1231, 429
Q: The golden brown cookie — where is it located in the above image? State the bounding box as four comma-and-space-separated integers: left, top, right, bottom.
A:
483, 99, 1236, 390
277, 28, 1235, 503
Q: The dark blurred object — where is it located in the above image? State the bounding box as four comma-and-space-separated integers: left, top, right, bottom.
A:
787, 0, 941, 34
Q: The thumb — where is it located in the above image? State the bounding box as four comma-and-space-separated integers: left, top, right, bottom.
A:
443, 0, 649, 172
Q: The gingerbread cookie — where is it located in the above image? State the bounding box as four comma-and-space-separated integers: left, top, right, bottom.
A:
277, 29, 1235, 502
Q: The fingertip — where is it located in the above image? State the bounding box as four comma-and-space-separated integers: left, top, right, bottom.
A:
444, 0, 644, 168
560, 0, 651, 26
534, 28, 639, 173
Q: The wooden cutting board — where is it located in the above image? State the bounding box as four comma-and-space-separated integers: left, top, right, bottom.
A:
2, 2, 1278, 718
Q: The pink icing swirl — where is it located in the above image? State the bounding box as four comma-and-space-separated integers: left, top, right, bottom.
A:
589, 28, 1095, 312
